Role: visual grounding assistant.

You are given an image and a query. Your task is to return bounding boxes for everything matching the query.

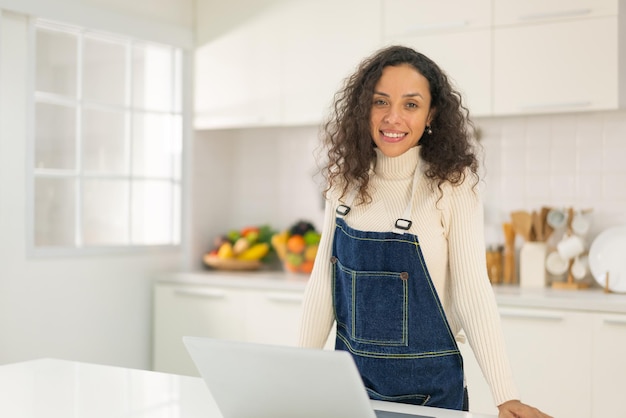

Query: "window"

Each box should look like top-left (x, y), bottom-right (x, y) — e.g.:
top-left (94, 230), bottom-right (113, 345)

top-left (31, 20), bottom-right (182, 251)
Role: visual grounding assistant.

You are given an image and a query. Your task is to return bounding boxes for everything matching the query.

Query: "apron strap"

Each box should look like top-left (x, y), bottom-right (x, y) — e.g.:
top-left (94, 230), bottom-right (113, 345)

top-left (336, 164), bottom-right (421, 235)
top-left (391, 166), bottom-right (421, 234)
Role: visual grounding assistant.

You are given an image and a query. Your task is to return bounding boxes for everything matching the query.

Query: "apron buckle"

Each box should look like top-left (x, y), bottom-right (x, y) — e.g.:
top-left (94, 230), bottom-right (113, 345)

top-left (336, 205), bottom-right (351, 216)
top-left (395, 218), bottom-right (412, 230)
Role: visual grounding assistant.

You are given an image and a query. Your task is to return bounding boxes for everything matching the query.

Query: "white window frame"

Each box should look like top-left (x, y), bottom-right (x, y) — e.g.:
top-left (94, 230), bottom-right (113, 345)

top-left (26, 17), bottom-right (187, 256)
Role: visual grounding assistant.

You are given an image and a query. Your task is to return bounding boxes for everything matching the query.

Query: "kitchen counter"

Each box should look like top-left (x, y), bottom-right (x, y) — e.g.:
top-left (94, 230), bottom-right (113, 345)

top-left (159, 270), bottom-right (626, 314)
top-left (0, 358), bottom-right (495, 418)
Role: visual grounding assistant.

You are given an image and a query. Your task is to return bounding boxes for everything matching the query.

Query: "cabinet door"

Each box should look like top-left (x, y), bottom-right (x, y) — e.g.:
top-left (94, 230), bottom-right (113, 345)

top-left (245, 289), bottom-right (304, 346)
top-left (280, 0), bottom-right (381, 125)
top-left (499, 307), bottom-right (593, 418)
top-left (194, 7), bottom-right (282, 129)
top-left (494, 0), bottom-right (617, 26)
top-left (388, 29), bottom-right (492, 116)
top-left (382, 0), bottom-right (491, 38)
top-left (591, 313), bottom-right (626, 418)
top-left (153, 284), bottom-right (248, 376)
top-left (493, 17), bottom-right (618, 115)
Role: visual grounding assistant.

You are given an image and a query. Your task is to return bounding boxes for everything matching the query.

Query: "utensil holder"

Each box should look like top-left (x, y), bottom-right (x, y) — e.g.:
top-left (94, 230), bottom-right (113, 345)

top-left (519, 242), bottom-right (547, 288)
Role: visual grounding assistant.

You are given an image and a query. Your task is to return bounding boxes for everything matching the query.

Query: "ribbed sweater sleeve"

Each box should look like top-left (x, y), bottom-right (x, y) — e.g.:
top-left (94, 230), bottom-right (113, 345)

top-left (297, 200), bottom-right (337, 348)
top-left (297, 146), bottom-right (519, 406)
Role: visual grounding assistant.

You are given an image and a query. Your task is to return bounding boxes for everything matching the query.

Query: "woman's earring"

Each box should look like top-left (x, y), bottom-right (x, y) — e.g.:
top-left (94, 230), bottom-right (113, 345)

top-left (426, 125), bottom-right (433, 135)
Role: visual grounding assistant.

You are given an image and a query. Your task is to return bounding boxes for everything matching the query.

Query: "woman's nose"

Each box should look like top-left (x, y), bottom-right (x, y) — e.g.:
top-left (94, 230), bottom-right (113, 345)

top-left (383, 108), bottom-right (401, 123)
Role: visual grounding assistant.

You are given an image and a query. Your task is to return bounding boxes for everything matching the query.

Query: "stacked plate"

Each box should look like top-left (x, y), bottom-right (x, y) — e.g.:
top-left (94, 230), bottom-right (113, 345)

top-left (588, 225), bottom-right (626, 293)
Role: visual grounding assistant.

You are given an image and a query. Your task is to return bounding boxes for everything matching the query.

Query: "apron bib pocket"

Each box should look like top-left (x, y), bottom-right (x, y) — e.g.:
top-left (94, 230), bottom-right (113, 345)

top-left (332, 260), bottom-right (408, 346)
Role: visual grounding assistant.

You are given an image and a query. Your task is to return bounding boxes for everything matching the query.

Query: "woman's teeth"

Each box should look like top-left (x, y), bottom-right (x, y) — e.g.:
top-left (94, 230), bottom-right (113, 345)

top-left (383, 132), bottom-right (405, 138)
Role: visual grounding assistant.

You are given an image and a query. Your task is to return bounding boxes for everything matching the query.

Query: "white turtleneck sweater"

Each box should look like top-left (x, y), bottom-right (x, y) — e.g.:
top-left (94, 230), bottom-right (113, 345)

top-left (298, 146), bottom-right (518, 406)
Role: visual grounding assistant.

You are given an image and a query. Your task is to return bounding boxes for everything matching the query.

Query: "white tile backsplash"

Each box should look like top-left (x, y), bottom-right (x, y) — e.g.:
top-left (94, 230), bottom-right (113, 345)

top-left (192, 110), bottom-right (626, 262)
top-left (478, 110), bottom-right (626, 243)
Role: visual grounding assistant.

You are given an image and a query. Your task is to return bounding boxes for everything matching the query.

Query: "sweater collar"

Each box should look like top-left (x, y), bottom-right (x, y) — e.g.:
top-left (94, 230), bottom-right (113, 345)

top-left (373, 147), bottom-right (420, 179)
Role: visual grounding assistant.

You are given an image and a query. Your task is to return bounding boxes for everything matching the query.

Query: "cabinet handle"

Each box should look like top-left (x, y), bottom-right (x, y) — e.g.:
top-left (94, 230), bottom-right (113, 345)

top-left (264, 292), bottom-right (304, 304)
top-left (603, 317), bottom-right (626, 326)
top-left (174, 288), bottom-right (227, 299)
top-left (520, 101), bottom-right (592, 111)
top-left (518, 9), bottom-right (592, 22)
top-left (499, 309), bottom-right (564, 322)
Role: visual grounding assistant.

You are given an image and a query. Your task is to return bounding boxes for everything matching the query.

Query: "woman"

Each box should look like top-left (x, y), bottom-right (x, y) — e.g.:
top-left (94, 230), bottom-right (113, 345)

top-left (298, 45), bottom-right (551, 418)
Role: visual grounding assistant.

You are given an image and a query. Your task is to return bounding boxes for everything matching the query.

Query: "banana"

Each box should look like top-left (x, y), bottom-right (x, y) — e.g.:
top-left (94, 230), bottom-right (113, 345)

top-left (237, 242), bottom-right (270, 261)
top-left (271, 231), bottom-right (289, 261)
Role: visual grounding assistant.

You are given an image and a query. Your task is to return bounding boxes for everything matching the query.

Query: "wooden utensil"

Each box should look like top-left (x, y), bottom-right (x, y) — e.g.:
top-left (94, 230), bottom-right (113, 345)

top-left (531, 210), bottom-right (542, 242)
top-left (502, 222), bottom-right (516, 284)
top-left (540, 206), bottom-right (553, 241)
top-left (511, 210), bottom-right (532, 242)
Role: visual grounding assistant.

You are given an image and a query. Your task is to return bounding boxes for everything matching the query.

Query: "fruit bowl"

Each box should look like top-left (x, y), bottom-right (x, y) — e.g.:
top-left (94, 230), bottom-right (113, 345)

top-left (271, 220), bottom-right (321, 275)
top-left (203, 254), bottom-right (262, 271)
top-left (204, 224), bottom-right (276, 271)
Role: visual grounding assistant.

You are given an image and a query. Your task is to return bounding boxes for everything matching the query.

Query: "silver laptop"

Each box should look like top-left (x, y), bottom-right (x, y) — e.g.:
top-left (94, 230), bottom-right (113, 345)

top-left (183, 336), bottom-right (433, 418)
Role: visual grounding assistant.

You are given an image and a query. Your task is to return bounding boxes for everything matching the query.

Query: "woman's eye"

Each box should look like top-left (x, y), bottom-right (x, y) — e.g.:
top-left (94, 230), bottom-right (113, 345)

top-left (406, 102), bottom-right (418, 109)
top-left (373, 98), bottom-right (387, 106)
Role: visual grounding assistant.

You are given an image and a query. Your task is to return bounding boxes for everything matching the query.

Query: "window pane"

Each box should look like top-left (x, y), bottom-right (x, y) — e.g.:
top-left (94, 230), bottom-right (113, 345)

top-left (35, 178), bottom-right (76, 246)
top-left (82, 107), bottom-right (127, 174)
top-left (132, 180), bottom-right (172, 244)
top-left (83, 37), bottom-right (127, 106)
top-left (82, 179), bottom-right (129, 245)
top-left (133, 43), bottom-right (172, 111)
top-left (36, 28), bottom-right (77, 97)
top-left (173, 49), bottom-right (183, 113)
top-left (35, 102), bottom-right (76, 169)
top-left (172, 183), bottom-right (181, 244)
top-left (132, 113), bottom-right (180, 178)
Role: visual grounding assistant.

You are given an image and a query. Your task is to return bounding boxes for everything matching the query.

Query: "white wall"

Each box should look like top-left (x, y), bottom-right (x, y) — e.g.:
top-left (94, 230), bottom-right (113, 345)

top-left (0, 0), bottom-right (193, 370)
top-left (478, 112), bottom-right (626, 247)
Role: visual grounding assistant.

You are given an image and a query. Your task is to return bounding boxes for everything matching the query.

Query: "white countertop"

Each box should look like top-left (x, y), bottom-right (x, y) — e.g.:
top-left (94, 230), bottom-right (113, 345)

top-left (159, 270), bottom-right (626, 314)
top-left (0, 358), bottom-right (495, 418)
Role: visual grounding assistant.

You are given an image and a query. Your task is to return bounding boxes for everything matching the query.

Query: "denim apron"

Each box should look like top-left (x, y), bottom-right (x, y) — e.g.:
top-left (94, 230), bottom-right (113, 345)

top-left (330, 169), bottom-right (465, 410)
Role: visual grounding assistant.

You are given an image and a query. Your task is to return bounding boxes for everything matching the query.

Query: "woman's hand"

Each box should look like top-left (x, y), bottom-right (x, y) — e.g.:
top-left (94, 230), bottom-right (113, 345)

top-left (497, 400), bottom-right (553, 418)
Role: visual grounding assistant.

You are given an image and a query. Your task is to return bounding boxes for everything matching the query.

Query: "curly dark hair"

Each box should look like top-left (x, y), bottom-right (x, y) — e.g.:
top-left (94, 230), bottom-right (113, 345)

top-left (320, 45), bottom-right (479, 203)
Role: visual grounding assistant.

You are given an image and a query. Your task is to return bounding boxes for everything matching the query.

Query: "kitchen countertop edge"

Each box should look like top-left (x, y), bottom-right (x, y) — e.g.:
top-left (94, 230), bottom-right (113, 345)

top-left (157, 270), bottom-right (626, 314)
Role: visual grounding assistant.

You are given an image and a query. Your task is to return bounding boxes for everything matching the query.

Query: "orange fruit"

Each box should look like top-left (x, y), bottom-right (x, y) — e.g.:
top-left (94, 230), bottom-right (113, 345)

top-left (299, 260), bottom-right (314, 274)
top-left (287, 234), bottom-right (306, 254)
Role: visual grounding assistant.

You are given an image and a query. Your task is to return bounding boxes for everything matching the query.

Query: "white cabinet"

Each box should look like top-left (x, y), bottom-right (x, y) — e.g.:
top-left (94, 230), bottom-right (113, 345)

top-left (463, 307), bottom-right (594, 417)
top-left (245, 290), bottom-right (304, 346)
top-left (194, 7), bottom-right (283, 129)
top-left (499, 307), bottom-right (593, 418)
top-left (153, 280), bottom-right (329, 376)
top-left (493, 0), bottom-right (624, 115)
top-left (381, 0), bottom-right (491, 38)
top-left (194, 0), bottom-right (381, 129)
top-left (493, 0), bottom-right (617, 25)
top-left (153, 284), bottom-right (250, 376)
top-left (381, 0), bottom-right (492, 117)
top-left (591, 313), bottom-right (626, 418)
top-left (280, 0), bottom-right (381, 125)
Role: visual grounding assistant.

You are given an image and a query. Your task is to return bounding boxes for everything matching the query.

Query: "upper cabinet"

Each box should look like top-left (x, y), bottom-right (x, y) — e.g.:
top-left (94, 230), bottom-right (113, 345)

top-left (493, 0), bottom-right (624, 115)
top-left (194, 0), bottom-right (381, 129)
top-left (194, 0), bottom-right (626, 129)
top-left (194, 5), bottom-right (283, 129)
top-left (381, 0), bottom-right (492, 117)
top-left (493, 0), bottom-right (617, 25)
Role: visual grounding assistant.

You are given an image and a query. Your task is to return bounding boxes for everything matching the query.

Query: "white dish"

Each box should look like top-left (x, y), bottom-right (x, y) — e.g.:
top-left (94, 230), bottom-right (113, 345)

top-left (546, 250), bottom-right (569, 276)
top-left (588, 225), bottom-right (626, 293)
